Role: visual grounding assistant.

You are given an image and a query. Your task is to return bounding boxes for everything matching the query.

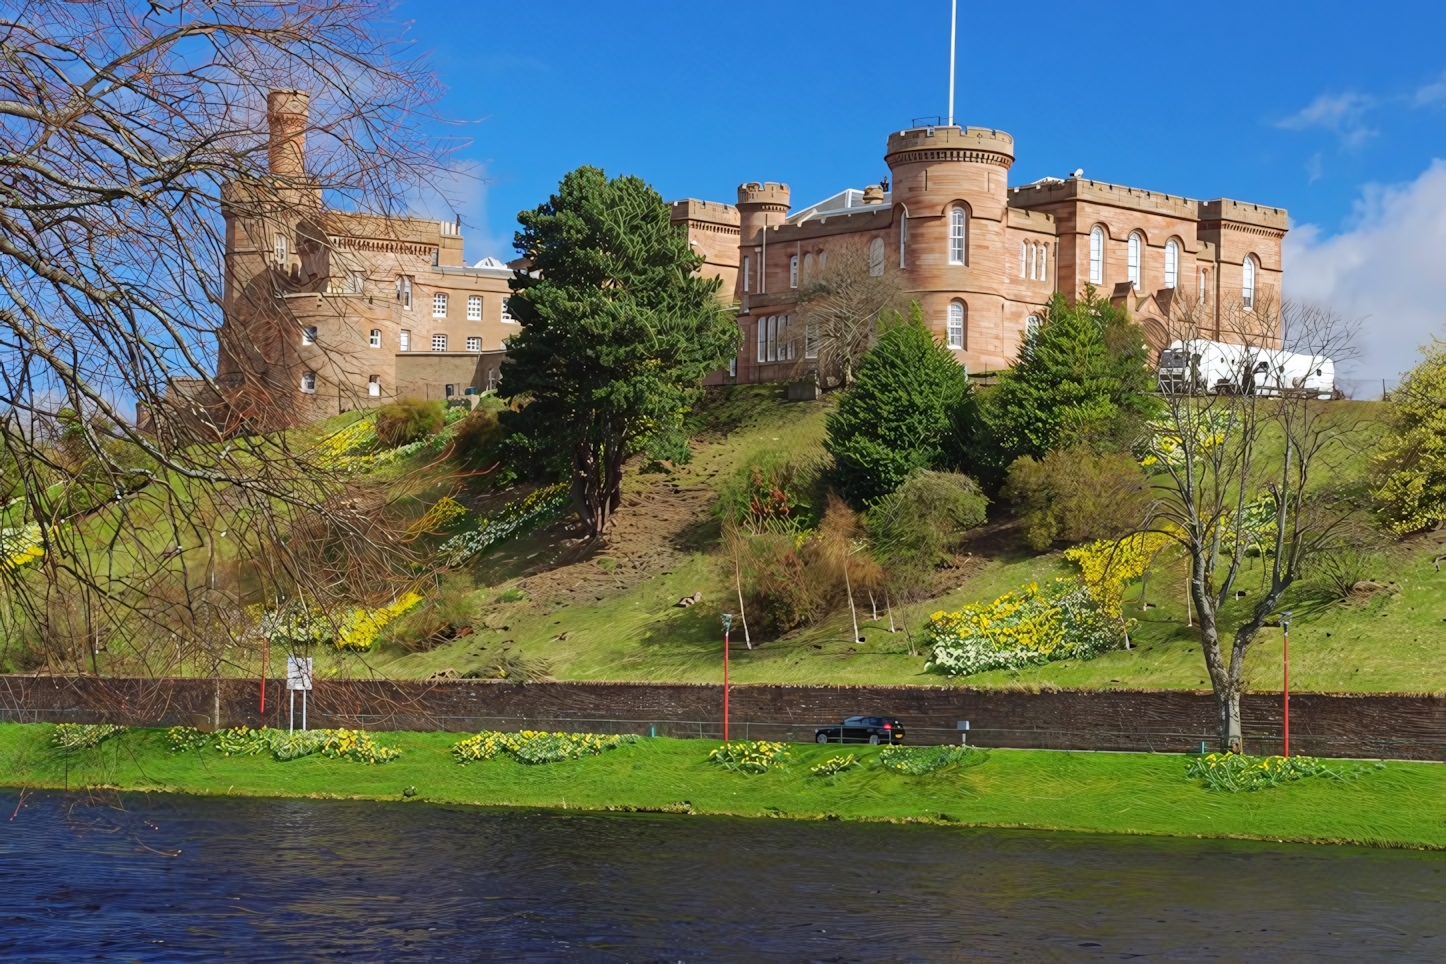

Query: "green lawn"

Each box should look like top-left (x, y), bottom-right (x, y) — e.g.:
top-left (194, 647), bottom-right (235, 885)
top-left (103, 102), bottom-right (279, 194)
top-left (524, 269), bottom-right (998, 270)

top-left (3, 723), bottom-right (1442, 849)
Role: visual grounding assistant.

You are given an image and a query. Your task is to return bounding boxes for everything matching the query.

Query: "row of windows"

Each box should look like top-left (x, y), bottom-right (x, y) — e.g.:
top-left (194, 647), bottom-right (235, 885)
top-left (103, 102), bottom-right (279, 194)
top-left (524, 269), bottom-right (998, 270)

top-left (300, 372), bottom-right (467, 398)
top-left (755, 315), bottom-right (822, 363)
top-left (1019, 241), bottom-right (1047, 281)
top-left (1088, 227), bottom-right (1259, 307)
top-left (303, 327), bottom-right (484, 351)
top-left (390, 275), bottom-right (513, 320)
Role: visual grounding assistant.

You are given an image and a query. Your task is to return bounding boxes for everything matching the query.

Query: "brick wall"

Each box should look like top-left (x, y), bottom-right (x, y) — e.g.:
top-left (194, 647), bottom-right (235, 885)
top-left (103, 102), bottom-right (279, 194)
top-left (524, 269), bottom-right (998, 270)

top-left (3, 677), bottom-right (1444, 760)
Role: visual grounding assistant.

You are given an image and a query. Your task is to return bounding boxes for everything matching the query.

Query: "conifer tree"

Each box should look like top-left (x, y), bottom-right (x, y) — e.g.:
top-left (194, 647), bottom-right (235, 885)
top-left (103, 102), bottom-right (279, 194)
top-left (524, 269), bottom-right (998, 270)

top-left (501, 167), bottom-right (740, 539)
top-left (824, 304), bottom-right (971, 507)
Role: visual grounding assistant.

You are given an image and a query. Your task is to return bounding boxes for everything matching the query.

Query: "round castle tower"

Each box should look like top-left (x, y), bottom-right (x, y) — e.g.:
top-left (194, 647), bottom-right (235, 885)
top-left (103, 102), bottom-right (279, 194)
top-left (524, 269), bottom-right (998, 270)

top-left (735, 182), bottom-right (790, 297)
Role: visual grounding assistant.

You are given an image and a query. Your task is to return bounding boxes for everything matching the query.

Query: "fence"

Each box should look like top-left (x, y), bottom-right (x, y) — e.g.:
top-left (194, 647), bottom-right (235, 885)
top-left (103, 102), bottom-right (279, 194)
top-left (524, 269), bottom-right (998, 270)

top-left (2, 675), bottom-right (1444, 761)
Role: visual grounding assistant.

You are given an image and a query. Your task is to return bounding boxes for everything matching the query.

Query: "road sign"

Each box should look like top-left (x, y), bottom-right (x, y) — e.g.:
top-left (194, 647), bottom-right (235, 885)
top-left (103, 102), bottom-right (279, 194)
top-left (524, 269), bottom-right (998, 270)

top-left (286, 655), bottom-right (313, 692)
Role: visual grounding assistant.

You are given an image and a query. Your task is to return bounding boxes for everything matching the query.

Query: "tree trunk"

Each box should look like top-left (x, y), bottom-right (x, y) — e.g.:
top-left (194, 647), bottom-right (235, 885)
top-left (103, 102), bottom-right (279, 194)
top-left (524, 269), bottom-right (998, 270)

top-left (1217, 686), bottom-right (1243, 754)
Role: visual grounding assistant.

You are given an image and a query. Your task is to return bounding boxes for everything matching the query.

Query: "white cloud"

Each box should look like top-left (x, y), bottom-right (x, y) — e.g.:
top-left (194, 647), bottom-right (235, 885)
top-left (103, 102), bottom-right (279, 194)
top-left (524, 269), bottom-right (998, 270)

top-left (408, 159), bottom-right (514, 264)
top-left (1284, 160), bottom-right (1446, 387)
top-left (1276, 92), bottom-right (1378, 148)
top-left (1414, 70), bottom-right (1446, 107)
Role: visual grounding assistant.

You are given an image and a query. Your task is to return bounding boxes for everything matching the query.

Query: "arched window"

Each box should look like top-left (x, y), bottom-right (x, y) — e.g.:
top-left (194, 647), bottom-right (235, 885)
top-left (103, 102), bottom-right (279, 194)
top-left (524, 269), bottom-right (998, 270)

top-left (1242, 256), bottom-right (1257, 309)
top-left (1127, 232), bottom-right (1143, 289)
top-left (869, 237), bottom-right (885, 276)
top-left (301, 370), bottom-right (316, 393)
top-left (947, 301), bottom-right (966, 349)
top-left (949, 207), bottom-right (967, 265)
top-left (789, 255), bottom-right (799, 289)
top-left (369, 328), bottom-right (381, 348)
top-left (803, 252), bottom-right (814, 280)
top-left (1037, 243), bottom-right (1047, 282)
top-left (1199, 267), bottom-right (1209, 302)
top-left (1089, 227), bottom-right (1104, 285)
top-left (898, 214), bottom-right (907, 269)
top-left (1164, 240), bottom-right (1179, 289)
top-left (743, 256), bottom-right (751, 293)
top-left (1020, 240), bottom-right (1028, 279)
top-left (818, 251), bottom-right (827, 272)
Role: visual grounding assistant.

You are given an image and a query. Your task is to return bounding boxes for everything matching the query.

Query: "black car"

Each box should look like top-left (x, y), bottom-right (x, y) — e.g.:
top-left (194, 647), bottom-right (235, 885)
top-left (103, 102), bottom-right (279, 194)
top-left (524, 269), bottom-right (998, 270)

top-left (814, 716), bottom-right (905, 745)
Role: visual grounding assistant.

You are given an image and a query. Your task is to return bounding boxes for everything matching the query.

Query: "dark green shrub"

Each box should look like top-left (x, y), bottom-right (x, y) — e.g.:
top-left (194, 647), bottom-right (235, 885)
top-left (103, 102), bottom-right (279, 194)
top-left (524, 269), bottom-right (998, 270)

top-left (450, 407), bottom-right (507, 466)
top-left (1002, 446), bottom-right (1150, 550)
top-left (375, 397), bottom-right (445, 448)
top-left (825, 303), bottom-right (971, 507)
top-left (717, 454), bottom-right (819, 534)
top-left (868, 471), bottom-right (987, 582)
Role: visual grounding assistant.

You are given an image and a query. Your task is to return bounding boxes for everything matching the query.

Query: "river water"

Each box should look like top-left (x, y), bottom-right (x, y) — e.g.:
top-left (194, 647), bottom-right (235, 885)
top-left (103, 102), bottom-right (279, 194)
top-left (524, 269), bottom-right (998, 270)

top-left (1, 790), bottom-right (1442, 962)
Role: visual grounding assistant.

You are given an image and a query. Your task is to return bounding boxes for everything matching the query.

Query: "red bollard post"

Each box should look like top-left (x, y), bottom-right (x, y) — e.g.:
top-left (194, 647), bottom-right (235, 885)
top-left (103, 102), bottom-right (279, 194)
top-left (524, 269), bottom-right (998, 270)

top-left (721, 613), bottom-right (733, 743)
top-left (1281, 611), bottom-right (1293, 758)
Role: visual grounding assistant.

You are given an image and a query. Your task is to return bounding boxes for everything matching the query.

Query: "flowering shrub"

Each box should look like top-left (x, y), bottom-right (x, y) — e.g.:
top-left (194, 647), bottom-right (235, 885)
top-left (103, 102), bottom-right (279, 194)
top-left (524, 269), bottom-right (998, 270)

top-left (0, 523), bottom-right (44, 569)
top-left (334, 592), bottom-right (425, 651)
top-left (707, 741), bottom-right (790, 774)
top-left (924, 581), bottom-right (1123, 677)
top-left (212, 726), bottom-right (401, 763)
top-left (166, 726), bottom-right (209, 752)
top-left (876, 744), bottom-right (980, 775)
top-left (315, 416), bottom-right (378, 467)
top-left (1140, 411), bottom-right (1231, 467)
top-left (53, 723), bottom-right (126, 750)
top-left (810, 754), bottom-right (860, 777)
top-left (1064, 533), bottom-right (1173, 620)
top-left (1187, 753), bottom-right (1381, 792)
top-left (256, 592), bottom-right (424, 652)
top-left (440, 483), bottom-right (571, 566)
top-left (451, 729), bottom-right (638, 765)
top-left (408, 496), bottom-right (469, 537)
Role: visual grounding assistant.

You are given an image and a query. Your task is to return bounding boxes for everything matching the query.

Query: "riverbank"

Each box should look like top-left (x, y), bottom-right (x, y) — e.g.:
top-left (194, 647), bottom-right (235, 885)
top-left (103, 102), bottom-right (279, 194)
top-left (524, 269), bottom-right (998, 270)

top-left (2, 723), bottom-right (1442, 849)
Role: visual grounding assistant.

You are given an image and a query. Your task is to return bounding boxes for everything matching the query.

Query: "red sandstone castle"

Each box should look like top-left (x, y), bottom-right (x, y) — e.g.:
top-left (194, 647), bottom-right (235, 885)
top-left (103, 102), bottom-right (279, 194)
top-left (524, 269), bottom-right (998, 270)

top-left (672, 123), bottom-right (1285, 384)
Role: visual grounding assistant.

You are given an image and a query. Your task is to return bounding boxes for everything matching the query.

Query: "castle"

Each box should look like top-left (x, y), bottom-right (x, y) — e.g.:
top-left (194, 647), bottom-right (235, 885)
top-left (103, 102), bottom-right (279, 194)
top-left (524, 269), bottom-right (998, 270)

top-left (203, 95), bottom-right (1286, 431)
top-left (672, 123), bottom-right (1286, 383)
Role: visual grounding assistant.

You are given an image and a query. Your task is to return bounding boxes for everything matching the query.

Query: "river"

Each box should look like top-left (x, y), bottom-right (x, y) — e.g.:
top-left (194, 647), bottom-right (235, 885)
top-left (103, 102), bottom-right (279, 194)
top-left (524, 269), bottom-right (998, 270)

top-left (1, 790), bottom-right (1442, 961)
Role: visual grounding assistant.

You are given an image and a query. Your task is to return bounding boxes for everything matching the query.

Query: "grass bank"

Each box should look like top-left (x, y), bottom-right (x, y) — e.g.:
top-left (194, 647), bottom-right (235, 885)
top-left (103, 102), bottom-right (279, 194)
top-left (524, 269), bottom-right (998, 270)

top-left (3, 723), bottom-right (1443, 850)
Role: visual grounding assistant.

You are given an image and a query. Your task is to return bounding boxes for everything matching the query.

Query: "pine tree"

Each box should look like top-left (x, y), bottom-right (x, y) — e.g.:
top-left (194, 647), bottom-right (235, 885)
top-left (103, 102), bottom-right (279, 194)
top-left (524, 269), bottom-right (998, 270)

top-left (824, 304), bottom-right (971, 507)
top-left (500, 167), bottom-right (740, 539)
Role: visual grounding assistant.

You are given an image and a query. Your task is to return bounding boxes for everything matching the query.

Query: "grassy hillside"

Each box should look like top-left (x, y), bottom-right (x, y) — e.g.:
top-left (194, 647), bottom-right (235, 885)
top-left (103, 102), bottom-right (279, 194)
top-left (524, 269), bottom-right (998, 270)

top-left (3, 723), bottom-right (1441, 849)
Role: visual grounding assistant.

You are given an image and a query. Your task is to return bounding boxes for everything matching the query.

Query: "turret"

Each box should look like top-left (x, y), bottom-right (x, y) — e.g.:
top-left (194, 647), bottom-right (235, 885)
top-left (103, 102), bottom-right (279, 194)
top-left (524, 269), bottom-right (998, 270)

top-left (266, 89), bottom-right (309, 180)
top-left (885, 125), bottom-right (1013, 217)
top-left (736, 182), bottom-right (791, 244)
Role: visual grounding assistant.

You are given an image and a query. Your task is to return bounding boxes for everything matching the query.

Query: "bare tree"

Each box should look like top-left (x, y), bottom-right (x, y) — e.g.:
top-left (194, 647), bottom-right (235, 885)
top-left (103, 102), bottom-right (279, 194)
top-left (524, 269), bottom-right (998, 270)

top-left (0, 1), bottom-right (448, 677)
top-left (1145, 292), bottom-right (1366, 751)
top-left (789, 239), bottom-right (902, 391)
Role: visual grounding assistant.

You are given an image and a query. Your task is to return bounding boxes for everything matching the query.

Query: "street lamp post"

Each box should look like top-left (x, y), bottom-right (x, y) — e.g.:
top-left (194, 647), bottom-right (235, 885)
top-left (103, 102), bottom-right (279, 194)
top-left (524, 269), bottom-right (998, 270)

top-left (1281, 610), bottom-right (1293, 758)
top-left (721, 612), bottom-right (733, 743)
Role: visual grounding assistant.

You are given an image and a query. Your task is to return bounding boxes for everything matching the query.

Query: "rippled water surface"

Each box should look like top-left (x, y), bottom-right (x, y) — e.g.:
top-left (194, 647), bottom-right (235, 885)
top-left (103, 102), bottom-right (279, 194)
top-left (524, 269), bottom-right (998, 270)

top-left (1, 790), bottom-right (1444, 962)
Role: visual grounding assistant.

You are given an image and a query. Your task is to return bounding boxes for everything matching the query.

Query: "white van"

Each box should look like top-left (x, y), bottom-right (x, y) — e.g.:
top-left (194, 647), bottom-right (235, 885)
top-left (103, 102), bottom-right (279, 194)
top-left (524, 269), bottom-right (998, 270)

top-left (1157, 339), bottom-right (1252, 395)
top-left (1245, 348), bottom-right (1336, 399)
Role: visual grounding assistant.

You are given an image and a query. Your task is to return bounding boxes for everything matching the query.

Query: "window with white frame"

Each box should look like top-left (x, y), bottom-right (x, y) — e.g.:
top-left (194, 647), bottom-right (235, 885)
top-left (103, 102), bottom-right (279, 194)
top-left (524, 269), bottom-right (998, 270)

top-left (348, 270), bottom-right (365, 294)
top-left (898, 215), bottom-right (907, 269)
top-left (368, 375), bottom-right (380, 397)
top-left (369, 328), bottom-right (381, 348)
top-left (273, 234), bottom-right (288, 265)
top-left (803, 252), bottom-right (814, 281)
top-left (431, 248), bottom-right (440, 267)
top-left (1089, 227), bottom-right (1104, 285)
top-left (1127, 232), bottom-right (1143, 289)
top-left (433, 292), bottom-right (448, 318)
top-left (1037, 243), bottom-right (1047, 281)
top-left (949, 206), bottom-right (967, 265)
top-left (432, 333), bottom-right (448, 351)
top-left (818, 251), bottom-right (827, 272)
top-left (1242, 255), bottom-right (1256, 309)
top-left (947, 301), bottom-right (965, 349)
top-left (1020, 240), bottom-right (1028, 279)
top-left (743, 256), bottom-right (751, 293)
top-left (396, 275), bottom-right (413, 311)
top-left (301, 370), bottom-right (316, 392)
top-left (767, 316), bottom-right (778, 361)
top-left (756, 317), bottom-right (766, 362)
top-left (466, 336), bottom-right (482, 352)
top-left (789, 255), bottom-right (799, 289)
top-left (1025, 314), bottom-right (1040, 340)
top-left (399, 329), bottom-right (411, 352)
top-left (869, 238), bottom-right (885, 276)
top-left (1164, 240), bottom-right (1179, 289)
top-left (467, 295), bottom-right (482, 321)
top-left (805, 319), bottom-right (818, 359)
top-left (500, 298), bottom-right (515, 323)
top-left (728, 357), bottom-right (737, 377)
top-left (780, 315), bottom-right (795, 360)
top-left (301, 325), bottom-right (317, 346)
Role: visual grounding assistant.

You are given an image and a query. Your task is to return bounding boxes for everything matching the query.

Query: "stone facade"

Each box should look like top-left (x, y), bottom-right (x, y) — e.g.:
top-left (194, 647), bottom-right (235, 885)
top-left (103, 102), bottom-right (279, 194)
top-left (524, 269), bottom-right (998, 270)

top-left (214, 90), bottom-right (520, 428)
top-left (670, 124), bottom-right (1286, 384)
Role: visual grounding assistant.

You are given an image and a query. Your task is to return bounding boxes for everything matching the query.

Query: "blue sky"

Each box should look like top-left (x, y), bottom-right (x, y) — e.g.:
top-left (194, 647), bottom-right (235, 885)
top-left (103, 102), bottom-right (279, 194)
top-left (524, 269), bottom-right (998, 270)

top-left (400, 0), bottom-right (1446, 383)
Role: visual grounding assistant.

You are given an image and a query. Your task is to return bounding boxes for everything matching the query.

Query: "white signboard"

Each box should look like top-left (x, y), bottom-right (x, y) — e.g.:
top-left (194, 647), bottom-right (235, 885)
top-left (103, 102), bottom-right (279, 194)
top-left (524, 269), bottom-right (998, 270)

top-left (286, 655), bottom-right (313, 691)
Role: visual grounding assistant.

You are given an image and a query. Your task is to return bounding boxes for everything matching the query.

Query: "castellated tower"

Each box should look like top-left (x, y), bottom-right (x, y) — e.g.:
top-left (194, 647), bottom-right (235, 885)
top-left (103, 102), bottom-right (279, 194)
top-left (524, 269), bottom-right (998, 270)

top-left (735, 182), bottom-right (790, 299)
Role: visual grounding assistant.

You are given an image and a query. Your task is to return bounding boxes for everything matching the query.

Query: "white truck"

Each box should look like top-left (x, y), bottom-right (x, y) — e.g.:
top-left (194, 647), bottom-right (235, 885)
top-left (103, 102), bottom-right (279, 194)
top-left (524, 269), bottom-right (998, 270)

top-left (1157, 339), bottom-right (1337, 399)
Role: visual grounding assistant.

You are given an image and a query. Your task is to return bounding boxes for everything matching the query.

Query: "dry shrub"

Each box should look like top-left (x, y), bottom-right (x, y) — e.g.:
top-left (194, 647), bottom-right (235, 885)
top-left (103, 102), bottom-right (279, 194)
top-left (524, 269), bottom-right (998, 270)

top-left (375, 398), bottom-right (446, 448)
top-left (1003, 447), bottom-right (1151, 551)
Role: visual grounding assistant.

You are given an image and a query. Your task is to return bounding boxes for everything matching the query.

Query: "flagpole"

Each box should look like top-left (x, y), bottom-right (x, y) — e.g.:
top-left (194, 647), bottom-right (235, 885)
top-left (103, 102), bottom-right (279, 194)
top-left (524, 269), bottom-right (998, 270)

top-left (948, 0), bottom-right (958, 127)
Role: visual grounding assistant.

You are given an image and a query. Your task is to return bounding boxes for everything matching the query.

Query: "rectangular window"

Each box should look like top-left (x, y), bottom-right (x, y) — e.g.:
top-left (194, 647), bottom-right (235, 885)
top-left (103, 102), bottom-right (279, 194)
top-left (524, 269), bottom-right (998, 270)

top-left (397, 275), bottom-right (413, 310)
top-left (1038, 244), bottom-right (1047, 281)
top-left (348, 270), bottom-right (365, 294)
top-left (728, 357), bottom-right (738, 377)
top-left (767, 316), bottom-right (778, 362)
top-left (756, 318), bottom-right (766, 363)
top-left (273, 234), bottom-right (288, 265)
top-left (301, 325), bottom-right (317, 346)
top-left (743, 256), bottom-right (751, 293)
top-left (501, 298), bottom-right (515, 323)
top-left (368, 375), bottom-right (380, 397)
top-left (433, 292), bottom-right (448, 318)
top-left (1020, 241), bottom-right (1027, 279)
top-left (301, 371), bottom-right (316, 393)
top-left (369, 329), bottom-right (381, 348)
top-left (467, 295), bottom-right (482, 321)
top-left (399, 329), bottom-right (411, 352)
top-left (805, 320), bottom-right (819, 359)
top-left (445, 383), bottom-right (455, 397)
top-left (466, 336), bottom-right (482, 352)
top-left (789, 255), bottom-right (798, 289)
top-left (432, 334), bottom-right (448, 351)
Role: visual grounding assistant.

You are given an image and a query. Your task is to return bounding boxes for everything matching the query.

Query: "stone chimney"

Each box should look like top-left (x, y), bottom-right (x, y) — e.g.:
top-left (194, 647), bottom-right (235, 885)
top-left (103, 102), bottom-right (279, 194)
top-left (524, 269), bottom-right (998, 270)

top-left (861, 184), bottom-right (885, 204)
top-left (266, 89), bottom-right (309, 178)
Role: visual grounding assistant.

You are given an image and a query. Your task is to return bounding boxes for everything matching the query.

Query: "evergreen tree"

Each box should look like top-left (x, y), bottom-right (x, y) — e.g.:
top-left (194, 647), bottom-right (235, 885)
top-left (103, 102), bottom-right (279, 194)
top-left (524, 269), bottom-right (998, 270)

top-left (966, 287), bottom-right (1158, 485)
top-left (824, 304), bottom-right (972, 507)
top-left (500, 167), bottom-right (740, 539)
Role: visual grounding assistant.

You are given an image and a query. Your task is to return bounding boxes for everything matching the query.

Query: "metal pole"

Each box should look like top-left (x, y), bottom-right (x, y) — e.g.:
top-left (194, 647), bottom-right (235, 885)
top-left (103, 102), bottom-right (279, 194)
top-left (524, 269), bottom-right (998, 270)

top-left (947, 0), bottom-right (957, 127)
top-left (302, 688), bottom-right (308, 732)
top-left (1281, 612), bottom-right (1292, 757)
top-left (289, 689), bottom-right (295, 735)
top-left (723, 627), bottom-right (730, 743)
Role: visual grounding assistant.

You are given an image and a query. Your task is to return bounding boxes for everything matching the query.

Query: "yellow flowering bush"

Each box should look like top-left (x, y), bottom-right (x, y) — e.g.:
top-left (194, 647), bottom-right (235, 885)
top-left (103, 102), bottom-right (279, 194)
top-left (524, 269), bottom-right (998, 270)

top-left (212, 726), bottom-right (401, 763)
top-left (0, 523), bottom-right (44, 569)
top-left (1187, 753), bottom-right (1380, 792)
top-left (451, 729), bottom-right (639, 765)
top-left (256, 592), bottom-right (424, 652)
top-left (166, 726), bottom-right (209, 752)
top-left (876, 744), bottom-right (981, 775)
top-left (314, 415), bottom-right (378, 468)
top-left (1064, 532), bottom-right (1173, 620)
top-left (810, 754), bottom-right (860, 777)
top-left (334, 592), bottom-right (425, 651)
top-left (707, 740), bottom-right (790, 774)
top-left (1140, 411), bottom-right (1230, 467)
top-left (408, 496), bottom-right (469, 537)
top-left (924, 581), bottom-right (1123, 677)
top-left (53, 723), bottom-right (126, 750)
